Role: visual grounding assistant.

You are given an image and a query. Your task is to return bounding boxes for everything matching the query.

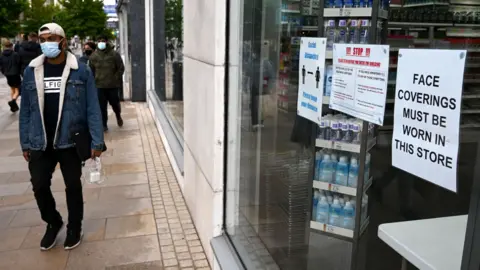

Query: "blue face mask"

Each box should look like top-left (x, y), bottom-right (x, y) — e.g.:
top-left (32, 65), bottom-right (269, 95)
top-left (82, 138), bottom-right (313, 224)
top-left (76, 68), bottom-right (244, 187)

top-left (98, 42), bottom-right (106, 50)
top-left (41, 42), bottom-right (61, 58)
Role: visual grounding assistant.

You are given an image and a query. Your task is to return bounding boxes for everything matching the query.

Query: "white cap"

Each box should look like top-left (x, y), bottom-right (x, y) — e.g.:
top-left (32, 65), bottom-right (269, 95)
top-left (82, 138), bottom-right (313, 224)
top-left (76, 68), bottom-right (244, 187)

top-left (333, 199), bottom-right (339, 205)
top-left (345, 201), bottom-right (352, 207)
top-left (340, 156), bottom-right (348, 163)
top-left (320, 196), bottom-right (327, 202)
top-left (39, 23), bottom-right (66, 38)
top-left (350, 158), bottom-right (358, 165)
top-left (323, 154), bottom-right (330, 160)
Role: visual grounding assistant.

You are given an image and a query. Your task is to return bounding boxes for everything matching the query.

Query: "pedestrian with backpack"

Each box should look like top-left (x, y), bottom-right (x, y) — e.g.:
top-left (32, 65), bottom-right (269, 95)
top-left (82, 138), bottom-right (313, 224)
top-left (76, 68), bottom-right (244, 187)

top-left (0, 39), bottom-right (21, 112)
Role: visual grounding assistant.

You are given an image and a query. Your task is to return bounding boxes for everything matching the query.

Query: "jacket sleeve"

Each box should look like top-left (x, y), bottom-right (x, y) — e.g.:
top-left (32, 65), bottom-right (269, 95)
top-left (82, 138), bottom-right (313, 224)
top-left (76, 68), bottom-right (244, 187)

top-left (19, 69), bottom-right (31, 151)
top-left (114, 52), bottom-right (125, 81)
top-left (88, 56), bottom-right (96, 78)
top-left (85, 66), bottom-right (104, 151)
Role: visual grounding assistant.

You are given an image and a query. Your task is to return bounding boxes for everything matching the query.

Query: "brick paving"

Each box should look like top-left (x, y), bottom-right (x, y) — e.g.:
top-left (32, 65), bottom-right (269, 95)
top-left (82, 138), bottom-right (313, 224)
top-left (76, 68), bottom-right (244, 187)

top-left (0, 77), bottom-right (210, 270)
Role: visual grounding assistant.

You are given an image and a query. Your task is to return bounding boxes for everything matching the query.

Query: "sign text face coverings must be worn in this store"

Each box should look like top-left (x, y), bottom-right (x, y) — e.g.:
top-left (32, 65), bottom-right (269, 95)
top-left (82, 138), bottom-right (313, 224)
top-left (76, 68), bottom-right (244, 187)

top-left (392, 49), bottom-right (466, 192)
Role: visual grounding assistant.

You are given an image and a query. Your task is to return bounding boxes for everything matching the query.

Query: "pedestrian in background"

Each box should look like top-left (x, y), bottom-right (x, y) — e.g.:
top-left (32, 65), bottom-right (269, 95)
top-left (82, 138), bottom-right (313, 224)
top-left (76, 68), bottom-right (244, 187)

top-left (19, 32), bottom-right (42, 74)
top-left (79, 41), bottom-right (96, 66)
top-left (19, 23), bottom-right (104, 251)
top-left (0, 39), bottom-right (21, 112)
top-left (89, 35), bottom-right (125, 132)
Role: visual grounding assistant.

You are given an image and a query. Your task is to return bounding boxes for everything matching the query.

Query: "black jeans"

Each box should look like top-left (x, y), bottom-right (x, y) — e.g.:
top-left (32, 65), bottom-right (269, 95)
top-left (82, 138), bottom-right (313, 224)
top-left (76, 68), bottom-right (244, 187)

top-left (98, 88), bottom-right (122, 127)
top-left (29, 147), bottom-right (83, 230)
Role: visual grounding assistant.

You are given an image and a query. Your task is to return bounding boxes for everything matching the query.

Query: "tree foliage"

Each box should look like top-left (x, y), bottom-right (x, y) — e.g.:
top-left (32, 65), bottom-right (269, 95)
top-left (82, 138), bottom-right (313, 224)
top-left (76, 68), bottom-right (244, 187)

top-left (56, 0), bottom-right (109, 40)
top-left (165, 0), bottom-right (183, 46)
top-left (23, 0), bottom-right (62, 35)
top-left (0, 0), bottom-right (27, 38)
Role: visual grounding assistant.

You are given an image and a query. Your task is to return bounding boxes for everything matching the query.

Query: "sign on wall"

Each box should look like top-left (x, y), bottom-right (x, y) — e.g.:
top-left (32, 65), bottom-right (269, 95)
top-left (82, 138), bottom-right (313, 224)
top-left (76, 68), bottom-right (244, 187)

top-left (297, 37), bottom-right (327, 125)
top-left (329, 44), bottom-right (390, 125)
top-left (392, 49), bottom-right (466, 192)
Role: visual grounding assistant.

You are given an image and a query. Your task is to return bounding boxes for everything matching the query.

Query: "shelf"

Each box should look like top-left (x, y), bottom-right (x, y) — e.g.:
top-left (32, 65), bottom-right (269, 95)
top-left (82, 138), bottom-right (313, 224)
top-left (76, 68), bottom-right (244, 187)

top-left (450, 0), bottom-right (480, 5)
top-left (403, 2), bottom-right (449, 7)
top-left (315, 138), bottom-right (376, 153)
top-left (302, 26), bottom-right (318, 31)
top-left (310, 220), bottom-right (354, 238)
top-left (323, 8), bottom-right (388, 19)
top-left (281, 9), bottom-right (301, 13)
top-left (312, 177), bottom-right (373, 197)
top-left (389, 22), bottom-right (453, 27)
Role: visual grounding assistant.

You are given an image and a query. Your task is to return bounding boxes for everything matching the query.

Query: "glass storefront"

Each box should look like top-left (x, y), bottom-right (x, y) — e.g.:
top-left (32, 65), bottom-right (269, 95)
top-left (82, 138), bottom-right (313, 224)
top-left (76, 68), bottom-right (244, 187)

top-left (225, 0), bottom-right (480, 269)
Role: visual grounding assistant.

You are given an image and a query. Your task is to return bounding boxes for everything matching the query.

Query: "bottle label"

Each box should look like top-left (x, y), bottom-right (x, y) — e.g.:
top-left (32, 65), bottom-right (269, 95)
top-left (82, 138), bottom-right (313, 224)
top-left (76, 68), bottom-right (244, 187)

top-left (331, 122), bottom-right (339, 129)
top-left (328, 20), bottom-right (335, 27)
top-left (339, 20), bottom-right (347, 27)
top-left (361, 20), bottom-right (369, 26)
top-left (351, 20), bottom-right (358, 27)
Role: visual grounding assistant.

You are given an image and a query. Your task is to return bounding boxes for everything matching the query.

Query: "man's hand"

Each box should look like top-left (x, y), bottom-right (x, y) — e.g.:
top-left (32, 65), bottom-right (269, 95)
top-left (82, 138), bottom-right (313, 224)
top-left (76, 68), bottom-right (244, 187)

top-left (91, 149), bottom-right (102, 159)
top-left (23, 151), bottom-right (30, 162)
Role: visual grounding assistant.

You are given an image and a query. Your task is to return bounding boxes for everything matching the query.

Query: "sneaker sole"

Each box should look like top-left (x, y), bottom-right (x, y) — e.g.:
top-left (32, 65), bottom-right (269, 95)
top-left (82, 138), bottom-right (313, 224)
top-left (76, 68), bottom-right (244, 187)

top-left (40, 239), bottom-right (57, 251)
top-left (64, 232), bottom-right (84, 250)
top-left (40, 223), bottom-right (64, 251)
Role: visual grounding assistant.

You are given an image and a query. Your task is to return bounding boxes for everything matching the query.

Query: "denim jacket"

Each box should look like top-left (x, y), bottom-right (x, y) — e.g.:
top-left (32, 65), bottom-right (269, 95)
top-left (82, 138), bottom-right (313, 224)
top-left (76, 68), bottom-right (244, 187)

top-left (19, 52), bottom-right (104, 152)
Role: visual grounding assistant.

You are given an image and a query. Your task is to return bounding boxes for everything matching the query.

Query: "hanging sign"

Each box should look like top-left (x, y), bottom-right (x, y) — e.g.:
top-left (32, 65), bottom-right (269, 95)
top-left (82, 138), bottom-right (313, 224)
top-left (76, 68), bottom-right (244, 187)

top-left (297, 37), bottom-right (327, 125)
top-left (329, 44), bottom-right (390, 125)
top-left (392, 49), bottom-right (466, 192)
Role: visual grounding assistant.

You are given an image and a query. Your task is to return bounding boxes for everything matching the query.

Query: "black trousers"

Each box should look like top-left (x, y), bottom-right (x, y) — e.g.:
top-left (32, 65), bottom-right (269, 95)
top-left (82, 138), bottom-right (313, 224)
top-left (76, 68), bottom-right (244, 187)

top-left (29, 147), bottom-right (83, 230)
top-left (98, 88), bottom-right (122, 127)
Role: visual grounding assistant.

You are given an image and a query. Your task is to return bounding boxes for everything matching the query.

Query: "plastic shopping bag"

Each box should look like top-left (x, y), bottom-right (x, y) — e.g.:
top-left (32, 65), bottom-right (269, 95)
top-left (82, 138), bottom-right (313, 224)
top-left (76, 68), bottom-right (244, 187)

top-left (83, 157), bottom-right (106, 184)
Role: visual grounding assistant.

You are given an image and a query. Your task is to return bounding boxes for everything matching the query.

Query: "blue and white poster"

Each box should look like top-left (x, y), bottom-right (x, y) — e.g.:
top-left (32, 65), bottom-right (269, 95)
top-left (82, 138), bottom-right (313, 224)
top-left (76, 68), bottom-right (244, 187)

top-left (297, 37), bottom-right (327, 125)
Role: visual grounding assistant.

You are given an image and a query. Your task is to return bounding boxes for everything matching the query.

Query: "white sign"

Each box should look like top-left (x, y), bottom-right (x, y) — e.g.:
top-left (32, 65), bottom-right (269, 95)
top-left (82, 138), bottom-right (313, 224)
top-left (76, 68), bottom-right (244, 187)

top-left (330, 44), bottom-right (390, 125)
top-left (298, 37), bottom-right (327, 125)
top-left (392, 49), bottom-right (466, 192)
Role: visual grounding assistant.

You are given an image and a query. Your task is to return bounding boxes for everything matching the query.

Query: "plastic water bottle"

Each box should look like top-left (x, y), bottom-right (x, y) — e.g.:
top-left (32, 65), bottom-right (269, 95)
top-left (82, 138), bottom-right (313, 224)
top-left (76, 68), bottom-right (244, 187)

top-left (341, 119), bottom-right (351, 142)
top-left (331, 116), bottom-right (342, 141)
top-left (318, 119), bottom-right (326, 140)
top-left (319, 154), bottom-right (333, 183)
top-left (326, 192), bottom-right (333, 205)
top-left (325, 65), bottom-right (333, 97)
top-left (314, 151), bottom-right (322, 180)
top-left (87, 157), bottom-right (105, 184)
top-left (348, 20), bottom-right (359, 44)
top-left (335, 156), bottom-right (349, 186)
top-left (334, 0), bottom-right (343, 8)
top-left (325, 20), bottom-right (336, 50)
top-left (312, 190), bottom-right (320, 221)
top-left (351, 119), bottom-right (362, 144)
top-left (330, 152), bottom-right (338, 183)
top-left (359, 20), bottom-right (370, 44)
top-left (316, 196), bottom-right (330, 223)
top-left (329, 199), bottom-right (343, 227)
top-left (344, 0), bottom-right (353, 7)
top-left (348, 157), bottom-right (359, 188)
top-left (337, 20), bottom-right (347, 44)
top-left (343, 202), bottom-right (355, 229)
top-left (326, 0), bottom-right (335, 8)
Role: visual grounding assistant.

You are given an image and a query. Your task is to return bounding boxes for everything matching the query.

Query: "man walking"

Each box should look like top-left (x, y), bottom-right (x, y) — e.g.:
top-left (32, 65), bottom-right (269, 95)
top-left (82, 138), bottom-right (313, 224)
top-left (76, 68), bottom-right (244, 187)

top-left (19, 23), bottom-right (104, 251)
top-left (89, 35), bottom-right (125, 131)
top-left (19, 32), bottom-right (42, 74)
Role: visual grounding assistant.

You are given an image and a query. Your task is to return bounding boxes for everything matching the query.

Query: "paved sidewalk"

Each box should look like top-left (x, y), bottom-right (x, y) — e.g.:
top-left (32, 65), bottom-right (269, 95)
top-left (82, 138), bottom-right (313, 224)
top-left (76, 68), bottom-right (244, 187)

top-left (0, 77), bottom-right (209, 270)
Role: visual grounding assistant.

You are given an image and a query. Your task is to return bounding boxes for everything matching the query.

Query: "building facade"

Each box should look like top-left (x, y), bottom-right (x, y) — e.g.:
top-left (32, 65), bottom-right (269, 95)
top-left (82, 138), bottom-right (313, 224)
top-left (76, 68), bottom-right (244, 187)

top-left (116, 0), bottom-right (480, 269)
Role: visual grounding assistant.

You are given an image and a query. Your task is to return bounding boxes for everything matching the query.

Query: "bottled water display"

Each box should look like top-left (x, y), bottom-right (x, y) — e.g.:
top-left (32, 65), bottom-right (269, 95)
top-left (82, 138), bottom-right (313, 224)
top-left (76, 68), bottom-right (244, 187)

top-left (329, 199), bottom-right (343, 227)
top-left (348, 157), bottom-right (358, 187)
top-left (343, 202), bottom-right (355, 229)
top-left (317, 114), bottom-right (367, 144)
top-left (335, 156), bottom-right (349, 186)
top-left (324, 65), bottom-right (333, 97)
top-left (316, 196), bottom-right (330, 223)
top-left (315, 151), bottom-right (370, 189)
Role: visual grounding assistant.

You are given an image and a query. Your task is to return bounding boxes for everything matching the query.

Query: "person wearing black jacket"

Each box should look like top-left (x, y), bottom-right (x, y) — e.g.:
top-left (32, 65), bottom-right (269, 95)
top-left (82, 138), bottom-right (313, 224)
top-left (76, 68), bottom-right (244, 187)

top-left (18, 32), bottom-right (42, 74)
top-left (78, 42), bottom-right (96, 66)
top-left (0, 39), bottom-right (21, 112)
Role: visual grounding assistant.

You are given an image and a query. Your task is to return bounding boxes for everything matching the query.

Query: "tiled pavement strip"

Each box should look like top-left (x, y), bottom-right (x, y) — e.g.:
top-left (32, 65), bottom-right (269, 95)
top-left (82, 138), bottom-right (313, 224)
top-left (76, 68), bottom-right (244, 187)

top-left (0, 76), bottom-right (210, 270)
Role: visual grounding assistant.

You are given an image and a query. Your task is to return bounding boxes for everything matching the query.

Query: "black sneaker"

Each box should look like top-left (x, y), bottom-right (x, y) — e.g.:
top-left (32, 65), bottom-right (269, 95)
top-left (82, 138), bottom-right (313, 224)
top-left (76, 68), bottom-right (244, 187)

top-left (11, 100), bottom-right (19, 112)
top-left (64, 228), bottom-right (83, 250)
top-left (116, 116), bottom-right (124, 127)
top-left (40, 222), bottom-right (63, 251)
